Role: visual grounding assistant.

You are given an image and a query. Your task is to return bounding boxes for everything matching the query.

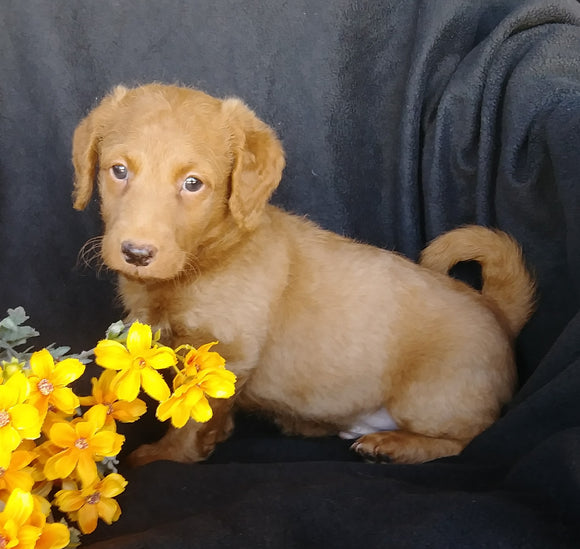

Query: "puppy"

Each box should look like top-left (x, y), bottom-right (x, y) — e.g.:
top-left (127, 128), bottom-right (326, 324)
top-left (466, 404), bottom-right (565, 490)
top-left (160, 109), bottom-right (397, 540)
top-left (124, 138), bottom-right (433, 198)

top-left (72, 83), bottom-right (535, 465)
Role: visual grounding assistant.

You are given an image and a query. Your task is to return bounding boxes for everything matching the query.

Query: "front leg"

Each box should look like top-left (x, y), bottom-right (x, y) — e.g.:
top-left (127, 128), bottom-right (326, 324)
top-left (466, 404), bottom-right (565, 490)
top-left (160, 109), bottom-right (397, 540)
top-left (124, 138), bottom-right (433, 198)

top-left (125, 326), bottom-right (258, 466)
top-left (127, 397), bottom-right (235, 466)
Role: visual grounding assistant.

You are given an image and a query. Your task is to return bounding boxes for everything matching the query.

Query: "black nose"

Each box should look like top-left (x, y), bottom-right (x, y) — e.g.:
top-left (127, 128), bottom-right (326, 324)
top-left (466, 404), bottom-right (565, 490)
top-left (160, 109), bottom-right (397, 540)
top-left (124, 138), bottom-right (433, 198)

top-left (121, 241), bottom-right (158, 267)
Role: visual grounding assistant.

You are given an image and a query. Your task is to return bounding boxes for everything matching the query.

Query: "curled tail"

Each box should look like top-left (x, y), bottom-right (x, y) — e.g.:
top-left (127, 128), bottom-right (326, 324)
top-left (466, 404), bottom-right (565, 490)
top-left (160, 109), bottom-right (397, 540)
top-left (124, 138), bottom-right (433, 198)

top-left (420, 225), bottom-right (535, 337)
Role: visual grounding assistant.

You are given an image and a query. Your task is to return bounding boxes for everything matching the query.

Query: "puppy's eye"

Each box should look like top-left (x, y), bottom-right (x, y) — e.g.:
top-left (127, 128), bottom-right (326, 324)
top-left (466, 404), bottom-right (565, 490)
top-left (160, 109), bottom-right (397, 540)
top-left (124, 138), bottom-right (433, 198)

top-left (182, 176), bottom-right (204, 193)
top-left (111, 164), bottom-right (128, 180)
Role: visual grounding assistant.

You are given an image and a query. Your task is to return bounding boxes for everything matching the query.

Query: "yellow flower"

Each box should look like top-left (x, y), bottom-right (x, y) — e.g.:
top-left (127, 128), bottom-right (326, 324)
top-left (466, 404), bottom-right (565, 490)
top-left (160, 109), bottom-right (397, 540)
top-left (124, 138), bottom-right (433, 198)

top-left (27, 349), bottom-right (85, 417)
top-left (0, 449), bottom-right (36, 497)
top-left (79, 370), bottom-right (147, 428)
top-left (44, 405), bottom-right (124, 487)
top-left (0, 488), bottom-right (42, 549)
top-left (182, 342), bottom-right (226, 372)
top-left (157, 362), bottom-right (236, 428)
top-left (54, 473), bottom-right (127, 534)
top-left (0, 372), bottom-right (42, 468)
top-left (94, 321), bottom-right (176, 402)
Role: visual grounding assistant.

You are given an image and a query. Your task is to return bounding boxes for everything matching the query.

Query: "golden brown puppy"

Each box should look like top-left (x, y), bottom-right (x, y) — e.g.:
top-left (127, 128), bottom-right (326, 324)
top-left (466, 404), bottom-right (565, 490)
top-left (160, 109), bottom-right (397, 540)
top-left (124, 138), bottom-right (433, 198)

top-left (72, 83), bottom-right (535, 465)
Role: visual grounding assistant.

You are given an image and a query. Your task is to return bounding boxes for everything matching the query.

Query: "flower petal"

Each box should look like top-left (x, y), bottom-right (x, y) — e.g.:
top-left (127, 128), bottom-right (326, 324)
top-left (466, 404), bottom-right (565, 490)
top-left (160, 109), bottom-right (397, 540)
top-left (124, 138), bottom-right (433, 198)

top-left (126, 322), bottom-right (152, 354)
top-left (4, 371), bottom-right (31, 405)
top-left (111, 368), bottom-right (141, 402)
top-left (0, 449), bottom-right (12, 469)
top-left (156, 396), bottom-right (179, 422)
top-left (54, 489), bottom-right (86, 513)
top-left (29, 349), bottom-right (55, 380)
top-left (94, 340), bottom-right (132, 370)
top-left (36, 521), bottom-right (71, 549)
top-left (74, 421), bottom-right (96, 441)
top-left (97, 497), bottom-right (121, 524)
top-left (2, 469), bottom-right (35, 493)
top-left (52, 358), bottom-right (85, 386)
top-left (26, 390), bottom-right (50, 419)
top-left (83, 404), bottom-right (108, 431)
top-left (3, 487), bottom-right (34, 526)
top-left (8, 449), bottom-right (36, 470)
top-left (49, 387), bottom-right (80, 415)
top-left (48, 422), bottom-right (77, 448)
top-left (1, 421), bottom-right (25, 452)
top-left (15, 524), bottom-right (43, 547)
top-left (9, 403), bottom-right (42, 439)
top-left (0, 385), bottom-right (15, 410)
top-left (196, 341), bottom-right (219, 354)
top-left (140, 368), bottom-right (170, 402)
top-left (171, 401), bottom-right (192, 428)
top-left (190, 396), bottom-right (213, 423)
top-left (78, 502), bottom-right (100, 534)
top-left (88, 375), bottom-right (104, 400)
top-left (78, 395), bottom-right (96, 407)
top-left (91, 431), bottom-right (124, 457)
top-left (100, 473), bottom-right (128, 498)
top-left (44, 449), bottom-right (78, 480)
top-left (76, 452), bottom-right (99, 487)
top-left (90, 370), bottom-right (117, 403)
top-left (183, 385), bottom-right (205, 408)
top-left (145, 347), bottom-right (177, 370)
top-left (111, 399), bottom-right (146, 423)
top-left (200, 372), bottom-right (236, 399)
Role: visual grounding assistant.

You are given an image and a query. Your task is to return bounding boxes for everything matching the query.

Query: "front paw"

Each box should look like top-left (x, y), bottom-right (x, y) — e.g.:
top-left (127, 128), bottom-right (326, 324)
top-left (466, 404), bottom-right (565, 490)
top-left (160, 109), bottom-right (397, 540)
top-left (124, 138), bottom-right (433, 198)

top-left (126, 442), bottom-right (172, 467)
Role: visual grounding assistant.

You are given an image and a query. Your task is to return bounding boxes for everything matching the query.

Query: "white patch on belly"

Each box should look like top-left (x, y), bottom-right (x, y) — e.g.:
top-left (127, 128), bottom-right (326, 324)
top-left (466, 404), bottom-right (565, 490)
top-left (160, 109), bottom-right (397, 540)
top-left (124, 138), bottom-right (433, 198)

top-left (339, 407), bottom-right (398, 439)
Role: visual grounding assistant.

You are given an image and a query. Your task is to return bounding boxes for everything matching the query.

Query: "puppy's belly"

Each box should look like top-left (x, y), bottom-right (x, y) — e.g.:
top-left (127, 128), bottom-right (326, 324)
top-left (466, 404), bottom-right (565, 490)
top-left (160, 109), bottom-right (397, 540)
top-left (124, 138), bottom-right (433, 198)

top-left (240, 363), bottom-right (388, 427)
top-left (339, 408), bottom-right (398, 439)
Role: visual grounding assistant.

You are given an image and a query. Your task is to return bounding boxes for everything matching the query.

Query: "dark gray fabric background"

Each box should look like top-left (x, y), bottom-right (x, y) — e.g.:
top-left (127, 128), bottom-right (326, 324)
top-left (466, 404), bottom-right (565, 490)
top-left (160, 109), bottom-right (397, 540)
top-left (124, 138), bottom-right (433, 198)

top-left (1, 0), bottom-right (579, 547)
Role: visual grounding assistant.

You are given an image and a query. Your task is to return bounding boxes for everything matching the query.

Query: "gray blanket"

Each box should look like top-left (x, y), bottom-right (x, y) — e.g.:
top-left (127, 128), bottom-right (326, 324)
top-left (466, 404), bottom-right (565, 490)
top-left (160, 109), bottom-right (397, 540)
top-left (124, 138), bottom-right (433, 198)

top-left (1, 1), bottom-right (579, 547)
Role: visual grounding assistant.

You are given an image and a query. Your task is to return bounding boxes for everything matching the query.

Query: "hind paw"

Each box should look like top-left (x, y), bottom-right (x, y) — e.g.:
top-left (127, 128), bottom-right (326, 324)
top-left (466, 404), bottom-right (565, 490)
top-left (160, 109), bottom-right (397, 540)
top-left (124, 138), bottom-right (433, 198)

top-left (351, 431), bottom-right (465, 464)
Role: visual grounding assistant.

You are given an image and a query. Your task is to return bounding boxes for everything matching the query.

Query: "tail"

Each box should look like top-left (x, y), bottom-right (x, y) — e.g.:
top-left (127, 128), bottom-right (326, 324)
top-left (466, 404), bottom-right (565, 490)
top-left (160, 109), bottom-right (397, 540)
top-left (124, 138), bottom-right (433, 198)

top-left (420, 225), bottom-right (535, 337)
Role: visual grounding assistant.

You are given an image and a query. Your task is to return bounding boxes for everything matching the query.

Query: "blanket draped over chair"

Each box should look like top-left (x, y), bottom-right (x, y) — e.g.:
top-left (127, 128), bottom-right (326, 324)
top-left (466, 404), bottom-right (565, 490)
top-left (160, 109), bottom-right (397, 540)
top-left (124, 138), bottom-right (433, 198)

top-left (0, 0), bottom-right (579, 546)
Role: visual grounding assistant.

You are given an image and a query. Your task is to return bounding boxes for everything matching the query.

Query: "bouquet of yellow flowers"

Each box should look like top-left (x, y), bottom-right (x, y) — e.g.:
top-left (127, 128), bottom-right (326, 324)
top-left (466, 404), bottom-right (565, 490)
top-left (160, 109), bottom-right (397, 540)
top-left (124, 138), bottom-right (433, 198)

top-left (0, 308), bottom-right (236, 548)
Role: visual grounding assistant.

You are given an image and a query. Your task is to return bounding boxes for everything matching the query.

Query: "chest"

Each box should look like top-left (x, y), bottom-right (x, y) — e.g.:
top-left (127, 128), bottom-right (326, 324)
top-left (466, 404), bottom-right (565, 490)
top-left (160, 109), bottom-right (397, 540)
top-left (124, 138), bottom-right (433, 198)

top-left (117, 270), bottom-right (278, 373)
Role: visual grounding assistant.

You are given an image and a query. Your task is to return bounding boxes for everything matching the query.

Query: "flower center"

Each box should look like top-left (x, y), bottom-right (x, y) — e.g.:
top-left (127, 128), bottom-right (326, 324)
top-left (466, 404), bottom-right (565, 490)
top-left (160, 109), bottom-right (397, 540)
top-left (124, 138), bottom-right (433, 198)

top-left (38, 378), bottom-right (54, 395)
top-left (0, 534), bottom-right (7, 549)
top-left (75, 438), bottom-right (89, 450)
top-left (104, 402), bottom-right (114, 415)
top-left (0, 467), bottom-right (5, 478)
top-left (86, 491), bottom-right (101, 505)
top-left (0, 410), bottom-right (10, 428)
top-left (138, 358), bottom-right (147, 369)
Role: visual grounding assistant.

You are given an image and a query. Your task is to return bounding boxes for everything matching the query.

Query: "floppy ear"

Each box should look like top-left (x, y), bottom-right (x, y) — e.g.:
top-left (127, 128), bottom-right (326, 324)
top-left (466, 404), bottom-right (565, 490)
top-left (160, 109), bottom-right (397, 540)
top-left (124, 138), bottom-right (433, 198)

top-left (71, 85), bottom-right (129, 210)
top-left (222, 98), bottom-right (285, 231)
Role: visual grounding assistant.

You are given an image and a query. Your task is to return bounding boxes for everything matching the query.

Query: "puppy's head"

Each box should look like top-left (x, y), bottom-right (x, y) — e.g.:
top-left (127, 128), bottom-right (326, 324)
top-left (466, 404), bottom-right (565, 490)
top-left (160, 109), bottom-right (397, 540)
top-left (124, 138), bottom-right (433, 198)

top-left (72, 83), bottom-right (285, 280)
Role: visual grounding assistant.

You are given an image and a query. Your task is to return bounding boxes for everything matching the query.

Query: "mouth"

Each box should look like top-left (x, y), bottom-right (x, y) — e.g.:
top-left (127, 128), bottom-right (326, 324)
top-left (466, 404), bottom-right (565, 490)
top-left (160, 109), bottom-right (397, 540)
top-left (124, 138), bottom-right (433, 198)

top-left (113, 263), bottom-right (175, 282)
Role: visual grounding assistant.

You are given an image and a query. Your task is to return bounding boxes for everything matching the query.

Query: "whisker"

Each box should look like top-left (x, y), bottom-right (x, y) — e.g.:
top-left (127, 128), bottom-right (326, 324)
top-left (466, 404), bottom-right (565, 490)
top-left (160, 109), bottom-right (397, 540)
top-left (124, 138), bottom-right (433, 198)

top-left (76, 236), bottom-right (107, 275)
top-left (175, 254), bottom-right (200, 286)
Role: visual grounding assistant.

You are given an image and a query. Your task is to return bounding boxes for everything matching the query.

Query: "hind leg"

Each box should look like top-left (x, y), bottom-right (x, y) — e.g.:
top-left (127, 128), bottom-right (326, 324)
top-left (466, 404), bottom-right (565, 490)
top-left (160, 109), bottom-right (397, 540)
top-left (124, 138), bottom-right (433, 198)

top-left (349, 375), bottom-right (501, 465)
top-left (350, 362), bottom-right (512, 464)
top-left (358, 312), bottom-right (515, 464)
